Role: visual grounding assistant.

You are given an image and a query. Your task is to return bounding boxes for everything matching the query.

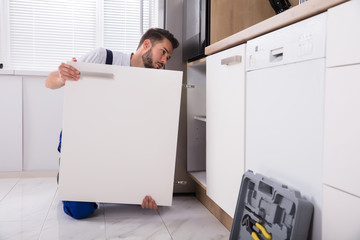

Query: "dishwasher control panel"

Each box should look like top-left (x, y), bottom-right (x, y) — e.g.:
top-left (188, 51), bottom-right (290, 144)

top-left (246, 12), bottom-right (327, 71)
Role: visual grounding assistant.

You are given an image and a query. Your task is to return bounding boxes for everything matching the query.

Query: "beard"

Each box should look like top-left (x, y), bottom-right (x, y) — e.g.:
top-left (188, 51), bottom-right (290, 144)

top-left (142, 49), bottom-right (154, 68)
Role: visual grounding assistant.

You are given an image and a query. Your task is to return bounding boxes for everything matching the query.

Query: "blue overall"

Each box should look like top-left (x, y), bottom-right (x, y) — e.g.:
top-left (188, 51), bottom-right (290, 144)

top-left (59, 49), bottom-right (113, 219)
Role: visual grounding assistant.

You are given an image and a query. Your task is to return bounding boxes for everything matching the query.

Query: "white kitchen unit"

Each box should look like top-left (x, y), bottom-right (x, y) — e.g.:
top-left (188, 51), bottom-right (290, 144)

top-left (186, 58), bottom-right (207, 184)
top-left (206, 44), bottom-right (246, 217)
top-left (323, 65), bottom-right (360, 197)
top-left (322, 185), bottom-right (360, 240)
top-left (322, 2), bottom-right (360, 239)
top-left (22, 76), bottom-right (64, 171)
top-left (245, 13), bottom-right (327, 240)
top-left (326, 0), bottom-right (360, 67)
top-left (0, 76), bottom-right (22, 171)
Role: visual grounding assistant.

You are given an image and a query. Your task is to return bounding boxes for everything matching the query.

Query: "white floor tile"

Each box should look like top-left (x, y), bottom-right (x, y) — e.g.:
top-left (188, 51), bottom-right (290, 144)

top-left (105, 215), bottom-right (172, 240)
top-left (158, 196), bottom-right (230, 240)
top-left (160, 216), bottom-right (230, 240)
top-left (103, 203), bottom-right (159, 219)
top-left (158, 196), bottom-right (214, 218)
top-left (39, 218), bottom-right (106, 240)
top-left (0, 178), bottom-right (19, 201)
top-left (0, 176), bottom-right (231, 240)
top-left (0, 220), bottom-right (43, 240)
top-left (0, 178), bottom-right (57, 221)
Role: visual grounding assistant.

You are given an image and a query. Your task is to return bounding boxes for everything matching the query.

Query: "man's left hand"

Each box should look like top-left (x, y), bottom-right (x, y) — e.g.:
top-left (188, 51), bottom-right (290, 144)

top-left (141, 195), bottom-right (158, 210)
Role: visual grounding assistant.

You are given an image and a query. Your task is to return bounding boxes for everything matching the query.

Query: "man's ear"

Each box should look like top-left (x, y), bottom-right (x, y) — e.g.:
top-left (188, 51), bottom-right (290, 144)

top-left (143, 39), bottom-right (152, 50)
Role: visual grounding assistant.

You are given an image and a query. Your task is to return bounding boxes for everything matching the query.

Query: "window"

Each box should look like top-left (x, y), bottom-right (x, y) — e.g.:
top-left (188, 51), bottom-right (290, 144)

top-left (1, 0), bottom-right (161, 71)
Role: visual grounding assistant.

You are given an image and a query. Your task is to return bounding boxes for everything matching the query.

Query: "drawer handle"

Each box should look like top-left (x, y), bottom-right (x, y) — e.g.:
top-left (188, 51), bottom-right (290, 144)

top-left (221, 55), bottom-right (242, 65)
top-left (80, 71), bottom-right (114, 79)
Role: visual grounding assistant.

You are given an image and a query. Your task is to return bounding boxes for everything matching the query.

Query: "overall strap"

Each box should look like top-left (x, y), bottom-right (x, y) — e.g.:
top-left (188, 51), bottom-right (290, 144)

top-left (105, 49), bottom-right (113, 65)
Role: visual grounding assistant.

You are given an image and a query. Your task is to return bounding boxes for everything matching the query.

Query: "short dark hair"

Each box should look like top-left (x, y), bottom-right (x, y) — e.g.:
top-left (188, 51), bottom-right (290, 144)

top-left (137, 28), bottom-right (179, 50)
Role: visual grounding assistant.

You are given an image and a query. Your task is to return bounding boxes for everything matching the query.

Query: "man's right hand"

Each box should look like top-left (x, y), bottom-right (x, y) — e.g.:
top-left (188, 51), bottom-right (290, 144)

top-left (58, 57), bottom-right (80, 84)
top-left (45, 57), bottom-right (80, 89)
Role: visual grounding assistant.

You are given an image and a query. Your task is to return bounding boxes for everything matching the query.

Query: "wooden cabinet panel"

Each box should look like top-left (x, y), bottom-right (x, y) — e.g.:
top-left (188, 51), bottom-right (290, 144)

top-left (210, 0), bottom-right (298, 44)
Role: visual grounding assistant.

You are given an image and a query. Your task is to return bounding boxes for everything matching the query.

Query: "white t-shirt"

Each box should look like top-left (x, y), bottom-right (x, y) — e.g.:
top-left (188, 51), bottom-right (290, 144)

top-left (79, 47), bottom-right (131, 66)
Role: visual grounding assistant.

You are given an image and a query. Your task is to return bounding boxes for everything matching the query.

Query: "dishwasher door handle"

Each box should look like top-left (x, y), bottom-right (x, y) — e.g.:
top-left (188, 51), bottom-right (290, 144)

top-left (221, 55), bottom-right (242, 65)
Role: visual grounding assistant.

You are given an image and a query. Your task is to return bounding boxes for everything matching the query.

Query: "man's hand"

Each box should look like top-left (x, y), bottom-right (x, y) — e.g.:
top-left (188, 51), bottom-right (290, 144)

top-left (141, 195), bottom-right (158, 210)
top-left (45, 57), bottom-right (80, 89)
top-left (57, 57), bottom-right (80, 84)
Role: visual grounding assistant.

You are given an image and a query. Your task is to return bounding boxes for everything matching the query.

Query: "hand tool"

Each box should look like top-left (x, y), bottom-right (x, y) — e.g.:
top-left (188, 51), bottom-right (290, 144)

top-left (242, 214), bottom-right (272, 240)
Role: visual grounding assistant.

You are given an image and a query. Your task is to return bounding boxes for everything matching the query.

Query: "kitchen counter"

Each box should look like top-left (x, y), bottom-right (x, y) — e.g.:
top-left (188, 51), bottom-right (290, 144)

top-left (205, 0), bottom-right (348, 56)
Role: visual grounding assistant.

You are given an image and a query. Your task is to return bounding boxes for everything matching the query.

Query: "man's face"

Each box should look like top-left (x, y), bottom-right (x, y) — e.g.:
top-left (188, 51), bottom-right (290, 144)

top-left (142, 38), bottom-right (173, 69)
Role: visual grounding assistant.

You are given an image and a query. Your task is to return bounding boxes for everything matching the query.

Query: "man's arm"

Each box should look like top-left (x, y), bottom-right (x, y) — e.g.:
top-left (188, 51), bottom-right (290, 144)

top-left (45, 58), bottom-right (80, 89)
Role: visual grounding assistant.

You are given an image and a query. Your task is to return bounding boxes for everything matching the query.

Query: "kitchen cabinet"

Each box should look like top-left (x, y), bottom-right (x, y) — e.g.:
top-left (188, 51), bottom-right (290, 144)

top-left (322, 2), bottom-right (360, 238)
top-left (186, 58), bottom-right (207, 178)
top-left (324, 65), bottom-right (360, 197)
top-left (0, 76), bottom-right (22, 171)
top-left (210, 0), bottom-right (299, 44)
top-left (23, 76), bottom-right (64, 171)
top-left (326, 0), bottom-right (360, 67)
top-left (322, 185), bottom-right (360, 240)
top-left (206, 45), bottom-right (245, 217)
top-left (185, 0), bottom-right (356, 234)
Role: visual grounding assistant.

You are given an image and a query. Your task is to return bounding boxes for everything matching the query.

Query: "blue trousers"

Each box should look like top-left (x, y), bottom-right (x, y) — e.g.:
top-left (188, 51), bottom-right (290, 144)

top-left (62, 201), bottom-right (98, 219)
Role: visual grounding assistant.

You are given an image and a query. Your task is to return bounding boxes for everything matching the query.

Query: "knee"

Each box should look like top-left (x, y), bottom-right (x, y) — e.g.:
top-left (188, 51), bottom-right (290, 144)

top-left (62, 201), bottom-right (98, 219)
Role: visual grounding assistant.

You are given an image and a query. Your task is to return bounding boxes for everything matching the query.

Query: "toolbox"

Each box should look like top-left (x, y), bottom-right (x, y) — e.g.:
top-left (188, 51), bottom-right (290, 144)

top-left (229, 170), bottom-right (314, 240)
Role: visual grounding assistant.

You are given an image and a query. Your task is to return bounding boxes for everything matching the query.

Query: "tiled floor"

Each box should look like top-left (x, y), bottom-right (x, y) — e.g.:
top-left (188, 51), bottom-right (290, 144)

top-left (0, 176), bottom-right (230, 240)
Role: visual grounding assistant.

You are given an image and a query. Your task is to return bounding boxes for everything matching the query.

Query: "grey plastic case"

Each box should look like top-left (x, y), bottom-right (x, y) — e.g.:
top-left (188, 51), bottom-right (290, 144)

top-left (229, 170), bottom-right (314, 240)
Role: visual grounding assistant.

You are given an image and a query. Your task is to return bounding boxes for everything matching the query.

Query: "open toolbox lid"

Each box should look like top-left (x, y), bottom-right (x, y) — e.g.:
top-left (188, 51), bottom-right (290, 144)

top-left (230, 170), bottom-right (314, 240)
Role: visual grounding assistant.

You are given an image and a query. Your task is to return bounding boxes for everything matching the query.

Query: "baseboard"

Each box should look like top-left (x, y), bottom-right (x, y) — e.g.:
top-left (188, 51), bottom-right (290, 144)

top-left (194, 182), bottom-right (233, 231)
top-left (0, 171), bottom-right (58, 178)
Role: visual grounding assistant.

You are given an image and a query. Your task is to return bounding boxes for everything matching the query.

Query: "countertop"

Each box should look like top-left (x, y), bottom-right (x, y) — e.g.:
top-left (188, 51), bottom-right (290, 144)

top-left (205, 0), bottom-right (348, 56)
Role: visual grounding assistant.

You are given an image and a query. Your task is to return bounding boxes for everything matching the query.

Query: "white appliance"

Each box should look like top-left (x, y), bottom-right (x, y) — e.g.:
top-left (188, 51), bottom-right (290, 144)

top-left (245, 13), bottom-right (327, 240)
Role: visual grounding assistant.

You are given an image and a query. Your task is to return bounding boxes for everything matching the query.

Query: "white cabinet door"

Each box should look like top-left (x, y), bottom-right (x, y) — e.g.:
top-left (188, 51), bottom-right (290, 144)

top-left (23, 76), bottom-right (64, 171)
top-left (206, 44), bottom-right (246, 217)
top-left (0, 76), bottom-right (22, 171)
top-left (323, 185), bottom-right (360, 240)
top-left (327, 0), bottom-right (360, 67)
top-left (59, 62), bottom-right (182, 206)
top-left (324, 65), bottom-right (360, 197)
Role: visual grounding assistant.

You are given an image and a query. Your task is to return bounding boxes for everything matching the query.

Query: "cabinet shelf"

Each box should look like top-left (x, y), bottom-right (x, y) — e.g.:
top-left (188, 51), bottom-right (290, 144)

top-left (189, 171), bottom-right (207, 189)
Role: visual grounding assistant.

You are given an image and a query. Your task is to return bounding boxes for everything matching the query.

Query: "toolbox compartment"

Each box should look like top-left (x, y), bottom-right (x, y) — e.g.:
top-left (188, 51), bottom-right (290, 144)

top-left (230, 170), bottom-right (314, 240)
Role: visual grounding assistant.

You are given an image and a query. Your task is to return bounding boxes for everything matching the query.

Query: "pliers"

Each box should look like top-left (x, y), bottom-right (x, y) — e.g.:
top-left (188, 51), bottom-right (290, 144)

top-left (242, 214), bottom-right (272, 240)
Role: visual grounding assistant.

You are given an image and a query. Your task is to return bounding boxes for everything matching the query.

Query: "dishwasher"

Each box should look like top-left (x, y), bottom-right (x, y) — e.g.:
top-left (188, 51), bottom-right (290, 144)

top-left (245, 13), bottom-right (326, 240)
